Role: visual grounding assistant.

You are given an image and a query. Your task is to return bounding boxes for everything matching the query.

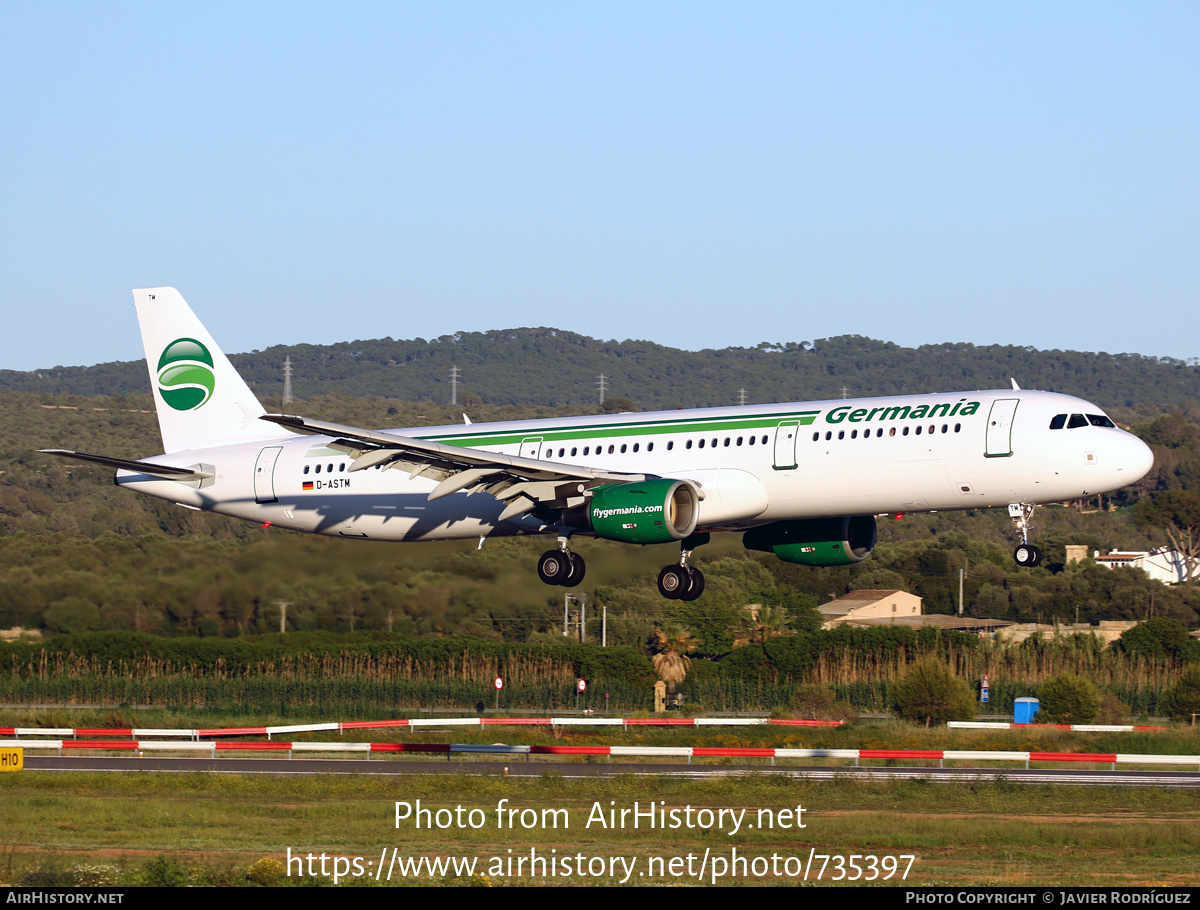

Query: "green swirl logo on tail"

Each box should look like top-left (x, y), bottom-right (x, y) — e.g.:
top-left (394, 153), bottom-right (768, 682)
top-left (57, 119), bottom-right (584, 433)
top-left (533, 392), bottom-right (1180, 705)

top-left (157, 338), bottom-right (215, 411)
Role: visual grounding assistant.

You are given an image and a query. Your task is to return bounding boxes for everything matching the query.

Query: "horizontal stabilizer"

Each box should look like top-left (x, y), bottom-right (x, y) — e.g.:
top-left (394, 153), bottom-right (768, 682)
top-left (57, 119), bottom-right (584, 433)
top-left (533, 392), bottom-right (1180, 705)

top-left (39, 449), bottom-right (214, 480)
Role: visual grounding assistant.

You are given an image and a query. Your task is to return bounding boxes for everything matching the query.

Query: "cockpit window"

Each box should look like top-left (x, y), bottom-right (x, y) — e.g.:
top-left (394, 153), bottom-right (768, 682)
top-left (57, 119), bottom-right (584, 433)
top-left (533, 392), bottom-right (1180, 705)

top-left (1052, 412), bottom-right (1114, 429)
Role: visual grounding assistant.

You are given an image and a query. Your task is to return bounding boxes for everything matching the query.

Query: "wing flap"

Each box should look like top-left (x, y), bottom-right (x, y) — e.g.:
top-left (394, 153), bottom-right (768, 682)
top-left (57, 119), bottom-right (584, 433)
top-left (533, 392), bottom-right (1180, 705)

top-left (261, 414), bottom-right (647, 508)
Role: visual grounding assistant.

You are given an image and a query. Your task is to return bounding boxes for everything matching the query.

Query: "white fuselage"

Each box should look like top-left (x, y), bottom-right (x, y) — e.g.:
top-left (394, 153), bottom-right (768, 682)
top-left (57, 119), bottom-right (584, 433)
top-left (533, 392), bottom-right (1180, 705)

top-left (117, 389), bottom-right (1154, 543)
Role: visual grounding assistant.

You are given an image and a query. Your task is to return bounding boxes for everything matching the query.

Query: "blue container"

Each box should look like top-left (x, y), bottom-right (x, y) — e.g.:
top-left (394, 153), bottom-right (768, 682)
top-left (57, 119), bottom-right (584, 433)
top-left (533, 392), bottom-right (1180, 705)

top-left (1014, 697), bottom-right (1040, 724)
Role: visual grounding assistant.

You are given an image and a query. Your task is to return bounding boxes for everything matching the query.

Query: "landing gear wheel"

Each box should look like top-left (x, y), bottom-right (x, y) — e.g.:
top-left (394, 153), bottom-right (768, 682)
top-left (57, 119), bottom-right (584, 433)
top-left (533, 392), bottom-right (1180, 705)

top-left (1013, 544), bottom-right (1043, 568)
top-left (560, 552), bottom-right (586, 588)
top-left (680, 568), bottom-right (705, 601)
top-left (657, 565), bottom-right (688, 600)
top-left (537, 550), bottom-right (570, 585)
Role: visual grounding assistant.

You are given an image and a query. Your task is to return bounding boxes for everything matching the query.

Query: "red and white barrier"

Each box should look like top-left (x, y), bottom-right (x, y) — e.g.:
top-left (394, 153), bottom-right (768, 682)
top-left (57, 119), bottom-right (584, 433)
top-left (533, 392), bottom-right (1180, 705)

top-left (3, 737), bottom-right (1197, 769)
top-left (949, 722), bottom-right (1168, 732)
top-left (0, 716), bottom-right (845, 740)
top-left (2, 716), bottom-right (1177, 745)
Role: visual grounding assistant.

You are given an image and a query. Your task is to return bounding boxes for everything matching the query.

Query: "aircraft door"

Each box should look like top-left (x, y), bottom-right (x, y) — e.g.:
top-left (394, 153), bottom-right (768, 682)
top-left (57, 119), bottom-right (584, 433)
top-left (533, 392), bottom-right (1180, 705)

top-left (773, 420), bottom-right (799, 470)
top-left (985, 399), bottom-right (1019, 457)
top-left (254, 446), bottom-right (283, 503)
top-left (520, 437), bottom-right (544, 459)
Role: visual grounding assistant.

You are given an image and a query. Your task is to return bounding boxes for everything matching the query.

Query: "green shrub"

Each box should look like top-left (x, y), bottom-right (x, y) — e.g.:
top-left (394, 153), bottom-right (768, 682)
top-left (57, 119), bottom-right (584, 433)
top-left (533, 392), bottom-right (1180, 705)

top-left (788, 683), bottom-right (857, 722)
top-left (790, 683), bottom-right (837, 718)
top-left (889, 659), bottom-right (976, 726)
top-left (1162, 665), bottom-right (1200, 722)
top-left (1036, 673), bottom-right (1101, 724)
top-left (19, 863), bottom-right (76, 887)
top-left (1113, 617), bottom-right (1191, 661)
top-left (140, 855), bottom-right (189, 887)
top-left (1095, 693), bottom-right (1130, 725)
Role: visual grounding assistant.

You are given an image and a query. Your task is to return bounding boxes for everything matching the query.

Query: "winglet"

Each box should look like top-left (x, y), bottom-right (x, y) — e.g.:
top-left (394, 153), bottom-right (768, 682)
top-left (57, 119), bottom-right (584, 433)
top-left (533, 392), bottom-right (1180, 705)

top-left (1011, 378), bottom-right (1021, 390)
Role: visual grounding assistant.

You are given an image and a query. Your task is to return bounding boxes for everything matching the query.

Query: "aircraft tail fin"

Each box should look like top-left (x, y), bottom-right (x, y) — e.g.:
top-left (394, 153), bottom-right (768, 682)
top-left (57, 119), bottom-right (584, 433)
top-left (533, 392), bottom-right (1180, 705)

top-left (133, 287), bottom-right (287, 453)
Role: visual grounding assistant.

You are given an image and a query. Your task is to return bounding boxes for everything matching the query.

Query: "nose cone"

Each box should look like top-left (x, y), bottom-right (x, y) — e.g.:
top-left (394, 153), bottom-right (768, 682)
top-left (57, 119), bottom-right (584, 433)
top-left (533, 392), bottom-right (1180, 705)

top-left (1121, 433), bottom-right (1155, 484)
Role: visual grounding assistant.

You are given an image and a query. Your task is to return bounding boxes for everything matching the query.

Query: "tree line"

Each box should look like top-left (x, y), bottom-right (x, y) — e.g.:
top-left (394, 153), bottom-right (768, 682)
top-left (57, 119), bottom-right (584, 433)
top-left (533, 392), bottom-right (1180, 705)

top-left (4, 330), bottom-right (1199, 411)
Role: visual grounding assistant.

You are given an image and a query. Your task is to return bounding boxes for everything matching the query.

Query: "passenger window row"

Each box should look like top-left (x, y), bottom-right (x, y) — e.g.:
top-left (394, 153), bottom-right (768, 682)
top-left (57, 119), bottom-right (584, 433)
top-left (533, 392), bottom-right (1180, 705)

top-left (303, 462), bottom-right (346, 474)
top-left (537, 422), bottom-right (978, 457)
top-left (542, 434), bottom-right (774, 459)
top-left (813, 424), bottom-right (961, 442)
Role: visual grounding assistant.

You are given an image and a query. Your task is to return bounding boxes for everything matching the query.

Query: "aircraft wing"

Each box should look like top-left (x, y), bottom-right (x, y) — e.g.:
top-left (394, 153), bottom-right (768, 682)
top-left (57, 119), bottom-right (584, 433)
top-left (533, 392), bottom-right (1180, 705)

top-left (39, 449), bottom-right (214, 480)
top-left (261, 413), bottom-right (650, 521)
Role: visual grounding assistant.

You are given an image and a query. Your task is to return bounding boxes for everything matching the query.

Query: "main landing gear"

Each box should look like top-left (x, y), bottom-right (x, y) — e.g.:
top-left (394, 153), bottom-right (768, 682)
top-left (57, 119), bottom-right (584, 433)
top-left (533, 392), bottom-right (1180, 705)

top-left (537, 543), bottom-right (586, 588)
top-left (656, 533), bottom-right (709, 601)
top-left (1008, 502), bottom-right (1043, 568)
top-left (537, 533), bottom-right (712, 600)
top-left (657, 565), bottom-right (704, 601)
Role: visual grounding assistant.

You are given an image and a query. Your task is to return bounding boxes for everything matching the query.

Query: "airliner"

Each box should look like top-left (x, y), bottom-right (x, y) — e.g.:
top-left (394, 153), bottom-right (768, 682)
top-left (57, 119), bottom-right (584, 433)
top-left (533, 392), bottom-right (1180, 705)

top-left (43, 288), bottom-right (1155, 601)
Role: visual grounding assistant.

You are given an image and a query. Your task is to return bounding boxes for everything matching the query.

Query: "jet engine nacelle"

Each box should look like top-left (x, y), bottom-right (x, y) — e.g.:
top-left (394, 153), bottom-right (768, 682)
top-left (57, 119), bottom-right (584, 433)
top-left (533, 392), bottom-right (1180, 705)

top-left (563, 479), bottom-right (700, 545)
top-left (742, 515), bottom-right (877, 566)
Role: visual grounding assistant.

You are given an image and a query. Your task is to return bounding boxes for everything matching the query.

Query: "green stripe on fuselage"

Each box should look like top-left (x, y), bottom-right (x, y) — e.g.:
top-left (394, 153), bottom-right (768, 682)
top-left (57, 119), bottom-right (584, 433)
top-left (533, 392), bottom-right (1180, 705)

top-left (417, 410), bottom-right (821, 448)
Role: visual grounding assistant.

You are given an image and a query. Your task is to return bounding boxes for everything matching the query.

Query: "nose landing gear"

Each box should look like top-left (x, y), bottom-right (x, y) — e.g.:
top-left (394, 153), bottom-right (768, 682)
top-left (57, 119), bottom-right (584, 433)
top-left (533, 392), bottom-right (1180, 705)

top-left (1008, 503), bottom-right (1043, 567)
top-left (1013, 543), bottom-right (1042, 567)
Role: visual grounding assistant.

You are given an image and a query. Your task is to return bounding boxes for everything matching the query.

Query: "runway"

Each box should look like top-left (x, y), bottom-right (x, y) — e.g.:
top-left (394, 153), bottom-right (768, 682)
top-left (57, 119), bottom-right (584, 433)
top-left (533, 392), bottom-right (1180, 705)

top-left (24, 755), bottom-right (1200, 787)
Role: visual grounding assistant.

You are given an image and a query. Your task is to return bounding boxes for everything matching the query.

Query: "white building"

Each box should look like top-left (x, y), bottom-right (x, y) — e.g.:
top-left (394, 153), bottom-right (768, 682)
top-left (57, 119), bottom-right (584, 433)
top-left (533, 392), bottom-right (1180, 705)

top-left (1090, 548), bottom-right (1195, 585)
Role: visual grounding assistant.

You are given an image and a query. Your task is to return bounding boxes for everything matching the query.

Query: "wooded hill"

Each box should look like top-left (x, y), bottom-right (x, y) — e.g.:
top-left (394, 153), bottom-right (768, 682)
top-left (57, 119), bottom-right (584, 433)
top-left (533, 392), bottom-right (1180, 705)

top-left (4, 330), bottom-right (1199, 412)
top-left (3, 390), bottom-right (1200, 643)
top-left (4, 322), bottom-right (1200, 642)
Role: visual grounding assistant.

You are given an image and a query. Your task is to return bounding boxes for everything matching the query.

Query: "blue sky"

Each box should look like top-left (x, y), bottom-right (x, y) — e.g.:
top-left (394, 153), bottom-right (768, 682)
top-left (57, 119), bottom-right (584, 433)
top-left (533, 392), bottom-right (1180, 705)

top-left (1, 3), bottom-right (1197, 372)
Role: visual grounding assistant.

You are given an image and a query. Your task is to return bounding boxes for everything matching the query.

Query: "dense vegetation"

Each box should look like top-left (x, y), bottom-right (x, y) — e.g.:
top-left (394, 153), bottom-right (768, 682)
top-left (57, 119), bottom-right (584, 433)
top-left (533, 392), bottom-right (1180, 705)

top-left (3, 329), bottom-right (1200, 718)
top-left (4, 513), bottom-right (1200, 641)
top-left (2, 626), bottom-right (1192, 715)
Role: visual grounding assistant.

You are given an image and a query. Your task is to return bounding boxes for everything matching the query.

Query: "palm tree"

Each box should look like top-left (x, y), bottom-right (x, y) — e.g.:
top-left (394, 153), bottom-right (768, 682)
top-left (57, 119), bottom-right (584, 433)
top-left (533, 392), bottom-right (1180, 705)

top-left (729, 605), bottom-right (796, 648)
top-left (743, 605), bottom-right (793, 644)
top-left (650, 624), bottom-right (702, 701)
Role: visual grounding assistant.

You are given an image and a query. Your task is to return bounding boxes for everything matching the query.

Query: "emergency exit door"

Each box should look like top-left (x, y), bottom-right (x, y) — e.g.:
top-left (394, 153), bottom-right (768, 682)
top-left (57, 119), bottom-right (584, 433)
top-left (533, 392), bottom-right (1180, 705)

top-left (254, 446), bottom-right (282, 503)
top-left (985, 400), bottom-right (1019, 457)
